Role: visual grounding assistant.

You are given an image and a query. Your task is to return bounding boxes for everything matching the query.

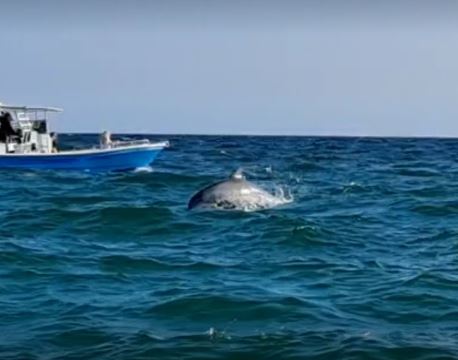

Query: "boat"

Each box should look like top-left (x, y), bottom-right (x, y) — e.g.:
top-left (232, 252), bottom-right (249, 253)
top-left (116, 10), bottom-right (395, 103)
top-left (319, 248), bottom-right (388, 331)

top-left (0, 102), bottom-right (169, 171)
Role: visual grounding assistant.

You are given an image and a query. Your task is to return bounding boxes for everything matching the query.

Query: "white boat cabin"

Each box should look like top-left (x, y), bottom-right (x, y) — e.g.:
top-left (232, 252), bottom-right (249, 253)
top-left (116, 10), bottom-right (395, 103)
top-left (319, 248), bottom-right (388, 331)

top-left (0, 103), bottom-right (62, 155)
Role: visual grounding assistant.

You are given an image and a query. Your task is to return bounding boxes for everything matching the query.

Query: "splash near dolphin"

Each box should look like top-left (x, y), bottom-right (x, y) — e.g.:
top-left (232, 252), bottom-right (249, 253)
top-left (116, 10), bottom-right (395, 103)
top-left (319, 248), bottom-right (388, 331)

top-left (188, 169), bottom-right (292, 211)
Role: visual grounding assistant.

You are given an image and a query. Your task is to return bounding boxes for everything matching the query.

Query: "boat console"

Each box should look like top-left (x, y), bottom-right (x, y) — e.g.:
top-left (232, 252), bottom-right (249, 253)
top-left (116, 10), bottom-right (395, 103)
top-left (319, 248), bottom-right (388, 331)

top-left (0, 104), bottom-right (61, 155)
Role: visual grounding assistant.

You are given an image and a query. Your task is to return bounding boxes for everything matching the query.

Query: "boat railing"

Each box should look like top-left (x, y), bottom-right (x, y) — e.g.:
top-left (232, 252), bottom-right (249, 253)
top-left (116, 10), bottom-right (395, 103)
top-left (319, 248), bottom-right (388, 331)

top-left (108, 139), bottom-right (151, 148)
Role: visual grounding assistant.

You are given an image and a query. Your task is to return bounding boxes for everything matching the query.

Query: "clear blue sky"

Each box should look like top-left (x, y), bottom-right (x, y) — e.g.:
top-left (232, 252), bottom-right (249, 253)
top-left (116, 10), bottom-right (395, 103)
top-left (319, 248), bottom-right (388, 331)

top-left (1, 0), bottom-right (458, 136)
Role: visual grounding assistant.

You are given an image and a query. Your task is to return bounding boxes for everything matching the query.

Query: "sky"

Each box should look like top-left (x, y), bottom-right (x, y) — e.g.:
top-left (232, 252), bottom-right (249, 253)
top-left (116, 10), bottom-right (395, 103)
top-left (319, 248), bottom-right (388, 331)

top-left (1, 0), bottom-right (458, 136)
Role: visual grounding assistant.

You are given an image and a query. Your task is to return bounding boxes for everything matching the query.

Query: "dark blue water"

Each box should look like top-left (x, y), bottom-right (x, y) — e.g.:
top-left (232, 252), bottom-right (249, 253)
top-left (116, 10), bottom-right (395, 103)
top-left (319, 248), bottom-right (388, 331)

top-left (1, 135), bottom-right (458, 359)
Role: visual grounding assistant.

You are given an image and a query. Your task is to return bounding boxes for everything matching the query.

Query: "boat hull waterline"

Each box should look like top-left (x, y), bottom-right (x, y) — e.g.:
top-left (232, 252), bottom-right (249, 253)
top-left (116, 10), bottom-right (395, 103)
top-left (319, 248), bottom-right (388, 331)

top-left (0, 142), bottom-right (168, 171)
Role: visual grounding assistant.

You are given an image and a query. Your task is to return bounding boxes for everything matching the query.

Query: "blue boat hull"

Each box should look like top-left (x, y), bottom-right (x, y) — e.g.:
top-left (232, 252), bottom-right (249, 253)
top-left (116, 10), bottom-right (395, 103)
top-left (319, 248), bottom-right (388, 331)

top-left (0, 145), bottom-right (166, 171)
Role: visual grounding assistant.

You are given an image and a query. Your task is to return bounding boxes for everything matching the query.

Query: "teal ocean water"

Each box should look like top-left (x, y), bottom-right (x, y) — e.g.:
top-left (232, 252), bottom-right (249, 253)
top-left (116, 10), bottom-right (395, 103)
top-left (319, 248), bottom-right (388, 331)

top-left (1, 135), bottom-right (458, 359)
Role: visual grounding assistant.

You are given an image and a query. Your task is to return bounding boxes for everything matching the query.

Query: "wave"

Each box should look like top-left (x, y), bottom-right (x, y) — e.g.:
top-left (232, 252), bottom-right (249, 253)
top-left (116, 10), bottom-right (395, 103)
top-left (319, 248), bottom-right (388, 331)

top-left (412, 202), bottom-right (458, 216)
top-left (99, 255), bottom-right (241, 273)
top-left (147, 294), bottom-right (308, 321)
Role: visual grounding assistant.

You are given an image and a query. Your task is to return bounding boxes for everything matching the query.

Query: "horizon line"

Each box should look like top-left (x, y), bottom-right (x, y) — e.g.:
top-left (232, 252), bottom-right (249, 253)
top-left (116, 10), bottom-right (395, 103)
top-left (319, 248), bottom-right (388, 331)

top-left (60, 132), bottom-right (458, 140)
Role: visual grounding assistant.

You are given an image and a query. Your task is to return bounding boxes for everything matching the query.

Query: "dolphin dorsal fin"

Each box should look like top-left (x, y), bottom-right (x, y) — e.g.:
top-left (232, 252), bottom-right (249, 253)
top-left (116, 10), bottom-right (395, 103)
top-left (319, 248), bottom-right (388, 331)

top-left (230, 168), bottom-right (245, 180)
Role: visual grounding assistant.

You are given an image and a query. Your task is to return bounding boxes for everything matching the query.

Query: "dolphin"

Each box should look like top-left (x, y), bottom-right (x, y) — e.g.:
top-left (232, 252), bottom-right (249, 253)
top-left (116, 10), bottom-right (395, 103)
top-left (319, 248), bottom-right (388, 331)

top-left (188, 169), bottom-right (287, 211)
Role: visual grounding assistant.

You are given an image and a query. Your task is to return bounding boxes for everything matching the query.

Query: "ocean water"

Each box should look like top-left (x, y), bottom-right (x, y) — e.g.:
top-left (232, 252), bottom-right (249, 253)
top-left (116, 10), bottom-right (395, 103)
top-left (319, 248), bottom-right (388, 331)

top-left (1, 134), bottom-right (458, 360)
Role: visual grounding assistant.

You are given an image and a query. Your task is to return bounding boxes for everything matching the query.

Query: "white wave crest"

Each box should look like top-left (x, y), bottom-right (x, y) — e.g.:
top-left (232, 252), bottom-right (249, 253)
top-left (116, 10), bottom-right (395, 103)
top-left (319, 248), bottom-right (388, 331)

top-left (134, 166), bottom-right (153, 173)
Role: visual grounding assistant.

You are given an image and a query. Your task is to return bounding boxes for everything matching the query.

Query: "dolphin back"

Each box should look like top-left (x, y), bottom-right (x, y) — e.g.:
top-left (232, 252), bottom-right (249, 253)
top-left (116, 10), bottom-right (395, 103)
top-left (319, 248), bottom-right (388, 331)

top-left (187, 169), bottom-right (288, 211)
top-left (187, 181), bottom-right (223, 209)
top-left (187, 190), bottom-right (203, 210)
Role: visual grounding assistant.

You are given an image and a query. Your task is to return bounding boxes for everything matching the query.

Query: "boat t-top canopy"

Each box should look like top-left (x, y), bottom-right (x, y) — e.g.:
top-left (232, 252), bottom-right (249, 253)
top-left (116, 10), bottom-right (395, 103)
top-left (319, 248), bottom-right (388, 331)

top-left (0, 103), bottom-right (63, 113)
